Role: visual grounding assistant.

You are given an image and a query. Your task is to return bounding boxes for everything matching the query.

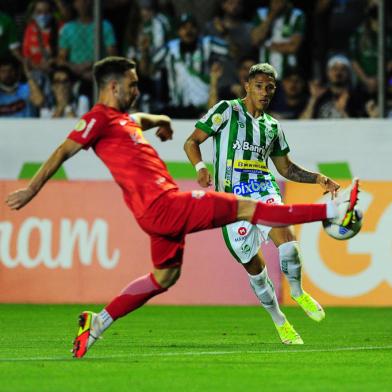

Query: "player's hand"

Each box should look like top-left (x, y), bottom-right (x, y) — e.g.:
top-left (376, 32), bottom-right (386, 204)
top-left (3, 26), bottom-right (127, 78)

top-left (5, 188), bottom-right (35, 210)
top-left (156, 126), bottom-right (173, 142)
top-left (317, 175), bottom-right (340, 198)
top-left (197, 168), bottom-right (212, 188)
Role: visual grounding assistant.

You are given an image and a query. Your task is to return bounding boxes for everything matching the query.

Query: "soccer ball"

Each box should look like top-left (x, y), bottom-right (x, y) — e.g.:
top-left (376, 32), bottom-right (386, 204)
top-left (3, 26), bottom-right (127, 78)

top-left (322, 207), bottom-right (363, 240)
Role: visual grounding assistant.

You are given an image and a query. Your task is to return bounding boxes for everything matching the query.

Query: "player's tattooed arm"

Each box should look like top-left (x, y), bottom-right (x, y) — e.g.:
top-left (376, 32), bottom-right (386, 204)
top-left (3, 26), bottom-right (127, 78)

top-left (286, 162), bottom-right (318, 183)
top-left (272, 155), bottom-right (318, 183)
top-left (271, 154), bottom-right (340, 196)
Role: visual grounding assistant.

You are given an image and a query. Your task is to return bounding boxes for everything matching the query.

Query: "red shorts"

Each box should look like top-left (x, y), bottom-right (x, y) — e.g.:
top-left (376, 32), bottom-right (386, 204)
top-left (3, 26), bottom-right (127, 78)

top-left (136, 190), bottom-right (238, 269)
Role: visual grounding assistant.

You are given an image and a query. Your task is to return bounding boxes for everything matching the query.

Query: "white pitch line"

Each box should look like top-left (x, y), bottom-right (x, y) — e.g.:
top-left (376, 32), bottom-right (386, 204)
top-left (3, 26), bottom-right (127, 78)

top-left (0, 345), bottom-right (392, 362)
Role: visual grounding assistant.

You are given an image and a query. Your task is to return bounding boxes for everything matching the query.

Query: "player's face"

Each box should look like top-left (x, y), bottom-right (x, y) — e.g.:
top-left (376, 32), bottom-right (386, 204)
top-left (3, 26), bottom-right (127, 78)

top-left (245, 73), bottom-right (276, 111)
top-left (116, 69), bottom-right (140, 112)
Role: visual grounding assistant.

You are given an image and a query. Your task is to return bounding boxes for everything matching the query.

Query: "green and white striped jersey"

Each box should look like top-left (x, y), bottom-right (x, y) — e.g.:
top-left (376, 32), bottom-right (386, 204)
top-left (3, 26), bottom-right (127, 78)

top-left (195, 98), bottom-right (290, 199)
top-left (252, 6), bottom-right (305, 79)
top-left (153, 36), bottom-right (228, 107)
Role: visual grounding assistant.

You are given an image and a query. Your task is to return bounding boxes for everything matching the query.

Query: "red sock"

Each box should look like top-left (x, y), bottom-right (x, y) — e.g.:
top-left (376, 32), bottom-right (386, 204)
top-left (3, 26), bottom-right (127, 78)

top-left (105, 273), bottom-right (167, 320)
top-left (251, 202), bottom-right (327, 226)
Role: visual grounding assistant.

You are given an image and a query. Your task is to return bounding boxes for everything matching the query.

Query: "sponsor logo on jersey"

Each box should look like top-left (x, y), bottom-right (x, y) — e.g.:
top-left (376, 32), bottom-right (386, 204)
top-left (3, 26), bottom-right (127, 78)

top-left (232, 179), bottom-right (274, 196)
top-left (241, 243), bottom-right (251, 254)
top-left (265, 197), bottom-right (276, 204)
top-left (224, 159), bottom-right (233, 186)
top-left (266, 128), bottom-right (275, 138)
top-left (156, 177), bottom-right (166, 185)
top-left (232, 140), bottom-right (265, 156)
top-left (192, 190), bottom-right (205, 199)
top-left (82, 118), bottom-right (96, 139)
top-left (237, 121), bottom-right (245, 128)
top-left (74, 119), bottom-right (87, 131)
top-left (212, 113), bottom-right (223, 126)
top-left (129, 126), bottom-right (145, 144)
top-left (233, 160), bottom-right (269, 174)
top-left (238, 226), bottom-right (247, 235)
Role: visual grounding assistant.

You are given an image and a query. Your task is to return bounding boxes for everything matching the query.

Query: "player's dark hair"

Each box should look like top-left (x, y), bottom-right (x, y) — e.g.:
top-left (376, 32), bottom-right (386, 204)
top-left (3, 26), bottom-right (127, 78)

top-left (248, 63), bottom-right (278, 81)
top-left (93, 57), bottom-right (136, 89)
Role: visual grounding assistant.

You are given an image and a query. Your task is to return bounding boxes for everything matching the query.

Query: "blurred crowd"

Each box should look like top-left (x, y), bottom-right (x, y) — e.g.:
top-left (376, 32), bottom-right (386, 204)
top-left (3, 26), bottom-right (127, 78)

top-left (0, 0), bottom-right (391, 119)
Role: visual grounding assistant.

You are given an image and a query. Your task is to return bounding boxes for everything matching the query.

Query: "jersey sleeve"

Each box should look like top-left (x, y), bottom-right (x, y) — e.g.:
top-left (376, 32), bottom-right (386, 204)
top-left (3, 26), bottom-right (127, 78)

top-left (270, 122), bottom-right (290, 156)
top-left (67, 111), bottom-right (106, 150)
top-left (195, 101), bottom-right (230, 135)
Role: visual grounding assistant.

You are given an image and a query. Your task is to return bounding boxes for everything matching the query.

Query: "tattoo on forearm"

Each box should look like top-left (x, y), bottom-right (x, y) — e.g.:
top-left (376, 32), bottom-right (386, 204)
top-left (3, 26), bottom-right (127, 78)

top-left (286, 163), bottom-right (318, 183)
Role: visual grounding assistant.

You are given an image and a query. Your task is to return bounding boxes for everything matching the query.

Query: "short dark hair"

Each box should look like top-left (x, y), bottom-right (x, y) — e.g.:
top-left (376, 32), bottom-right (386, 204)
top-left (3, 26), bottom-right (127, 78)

top-left (0, 56), bottom-right (20, 69)
top-left (248, 63), bottom-right (277, 81)
top-left (93, 56), bottom-right (136, 89)
top-left (50, 65), bottom-right (73, 82)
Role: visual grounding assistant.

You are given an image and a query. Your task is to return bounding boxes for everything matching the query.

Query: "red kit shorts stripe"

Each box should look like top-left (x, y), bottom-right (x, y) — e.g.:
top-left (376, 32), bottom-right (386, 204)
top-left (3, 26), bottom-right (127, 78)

top-left (137, 190), bottom-right (238, 269)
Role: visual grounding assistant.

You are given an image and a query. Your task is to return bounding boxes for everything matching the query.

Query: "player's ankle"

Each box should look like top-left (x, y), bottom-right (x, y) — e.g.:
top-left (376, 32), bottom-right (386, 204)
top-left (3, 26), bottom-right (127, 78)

top-left (98, 309), bottom-right (113, 332)
top-left (326, 200), bottom-right (338, 219)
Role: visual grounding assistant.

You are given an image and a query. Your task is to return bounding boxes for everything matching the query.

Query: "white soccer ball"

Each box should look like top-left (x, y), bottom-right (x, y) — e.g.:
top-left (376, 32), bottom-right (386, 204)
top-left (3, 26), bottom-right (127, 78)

top-left (322, 207), bottom-right (363, 240)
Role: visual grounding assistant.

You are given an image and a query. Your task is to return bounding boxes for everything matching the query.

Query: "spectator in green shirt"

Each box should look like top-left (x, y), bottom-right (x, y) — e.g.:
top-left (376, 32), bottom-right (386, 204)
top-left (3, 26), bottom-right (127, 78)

top-left (0, 11), bottom-right (22, 61)
top-left (58, 0), bottom-right (117, 82)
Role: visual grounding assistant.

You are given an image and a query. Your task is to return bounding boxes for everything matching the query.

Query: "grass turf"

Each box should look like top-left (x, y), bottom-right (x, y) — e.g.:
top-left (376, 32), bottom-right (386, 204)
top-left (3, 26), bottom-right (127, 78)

top-left (0, 305), bottom-right (391, 392)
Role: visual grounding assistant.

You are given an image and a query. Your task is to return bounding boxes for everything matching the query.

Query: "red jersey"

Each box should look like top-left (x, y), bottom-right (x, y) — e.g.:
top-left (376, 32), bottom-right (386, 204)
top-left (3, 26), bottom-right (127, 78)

top-left (67, 104), bottom-right (178, 218)
top-left (22, 22), bottom-right (54, 65)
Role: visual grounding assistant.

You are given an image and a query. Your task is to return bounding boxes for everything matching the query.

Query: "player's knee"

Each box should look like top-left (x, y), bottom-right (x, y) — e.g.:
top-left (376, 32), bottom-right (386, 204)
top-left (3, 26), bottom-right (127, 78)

top-left (153, 267), bottom-right (181, 288)
top-left (278, 241), bottom-right (301, 263)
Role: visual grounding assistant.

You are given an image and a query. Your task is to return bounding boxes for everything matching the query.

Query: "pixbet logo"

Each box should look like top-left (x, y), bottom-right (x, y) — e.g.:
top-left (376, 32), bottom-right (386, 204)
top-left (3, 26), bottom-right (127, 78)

top-left (232, 179), bottom-right (273, 196)
top-left (300, 190), bottom-right (392, 297)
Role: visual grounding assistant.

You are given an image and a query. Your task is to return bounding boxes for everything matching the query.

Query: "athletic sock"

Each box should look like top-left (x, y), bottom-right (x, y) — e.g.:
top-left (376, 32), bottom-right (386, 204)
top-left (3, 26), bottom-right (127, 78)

top-left (278, 241), bottom-right (303, 298)
top-left (105, 273), bottom-right (167, 320)
top-left (326, 200), bottom-right (338, 219)
top-left (251, 202), bottom-right (327, 226)
top-left (98, 309), bottom-right (113, 332)
top-left (248, 267), bottom-right (286, 326)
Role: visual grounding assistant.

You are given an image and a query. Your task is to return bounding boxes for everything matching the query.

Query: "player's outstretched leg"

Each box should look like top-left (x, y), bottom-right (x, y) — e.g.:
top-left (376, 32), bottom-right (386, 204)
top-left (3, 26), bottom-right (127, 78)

top-left (278, 241), bottom-right (325, 322)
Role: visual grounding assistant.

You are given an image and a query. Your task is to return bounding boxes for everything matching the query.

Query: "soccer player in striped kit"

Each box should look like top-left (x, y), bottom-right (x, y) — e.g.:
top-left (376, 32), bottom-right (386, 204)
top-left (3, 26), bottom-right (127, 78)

top-left (185, 63), bottom-right (341, 344)
top-left (6, 57), bottom-right (358, 356)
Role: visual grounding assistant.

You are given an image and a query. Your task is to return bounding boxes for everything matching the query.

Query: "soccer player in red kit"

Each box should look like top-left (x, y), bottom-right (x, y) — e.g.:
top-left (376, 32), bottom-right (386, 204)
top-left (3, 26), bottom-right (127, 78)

top-left (5, 57), bottom-right (360, 358)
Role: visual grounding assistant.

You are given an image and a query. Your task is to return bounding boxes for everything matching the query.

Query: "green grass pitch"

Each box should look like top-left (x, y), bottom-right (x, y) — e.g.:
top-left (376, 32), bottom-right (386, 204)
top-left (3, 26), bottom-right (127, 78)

top-left (0, 305), bottom-right (391, 392)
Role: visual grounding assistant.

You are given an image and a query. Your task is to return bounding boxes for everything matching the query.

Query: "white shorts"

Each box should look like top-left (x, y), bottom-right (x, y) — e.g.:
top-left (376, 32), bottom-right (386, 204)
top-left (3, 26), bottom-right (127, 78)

top-left (222, 194), bottom-right (282, 264)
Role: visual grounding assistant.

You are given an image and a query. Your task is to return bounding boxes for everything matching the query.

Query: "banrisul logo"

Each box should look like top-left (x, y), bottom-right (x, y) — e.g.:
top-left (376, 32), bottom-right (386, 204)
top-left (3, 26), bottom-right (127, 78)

top-left (232, 140), bottom-right (265, 156)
